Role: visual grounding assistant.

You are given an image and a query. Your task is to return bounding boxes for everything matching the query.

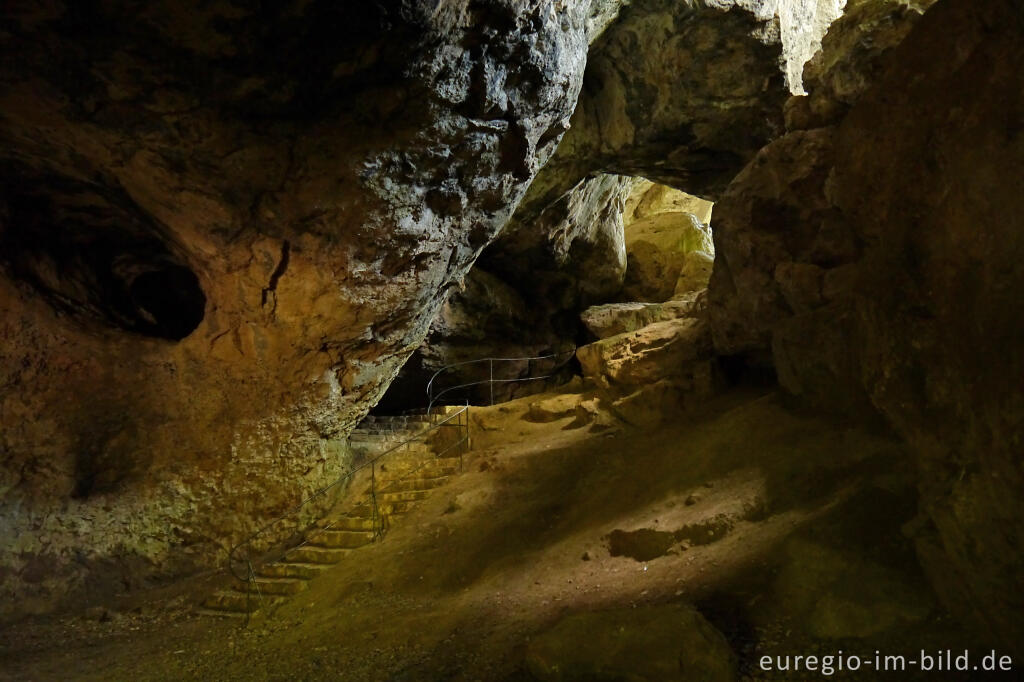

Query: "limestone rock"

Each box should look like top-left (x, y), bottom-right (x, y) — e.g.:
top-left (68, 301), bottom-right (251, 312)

top-left (625, 180), bottom-right (714, 226)
top-left (708, 127), bottom-right (843, 356)
top-left (482, 173), bottom-right (632, 315)
top-left (830, 0), bottom-right (1024, 651)
top-left (787, 0), bottom-right (938, 130)
top-left (0, 0), bottom-right (591, 617)
top-left (623, 213), bottom-right (714, 302)
top-left (581, 296), bottom-right (705, 340)
top-left (508, 0), bottom-right (793, 235)
top-left (674, 251), bottom-right (715, 297)
top-left (774, 539), bottom-right (932, 639)
top-left (525, 604), bottom-right (738, 682)
top-left (778, 0), bottom-right (848, 94)
top-left (379, 173), bottom-right (634, 410)
top-left (524, 393), bottom-right (596, 428)
top-left (577, 317), bottom-right (712, 387)
top-left (610, 377), bottom-right (712, 428)
top-left (707, 0), bottom-right (1024, 653)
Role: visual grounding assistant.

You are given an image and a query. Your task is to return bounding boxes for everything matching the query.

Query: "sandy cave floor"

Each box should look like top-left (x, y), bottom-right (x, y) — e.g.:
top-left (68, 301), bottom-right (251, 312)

top-left (0, 388), bottom-right (1002, 681)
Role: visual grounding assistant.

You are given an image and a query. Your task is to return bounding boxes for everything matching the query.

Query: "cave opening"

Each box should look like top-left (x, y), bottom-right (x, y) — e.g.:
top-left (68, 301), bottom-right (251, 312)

top-left (370, 178), bottom-right (718, 417)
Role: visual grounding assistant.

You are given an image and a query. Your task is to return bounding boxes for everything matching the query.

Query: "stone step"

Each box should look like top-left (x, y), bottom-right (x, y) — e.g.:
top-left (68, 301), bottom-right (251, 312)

top-left (380, 476), bottom-right (449, 493)
top-left (252, 577), bottom-right (309, 595)
top-left (202, 589), bottom-right (278, 613)
top-left (283, 545), bottom-right (351, 564)
top-left (257, 562), bottom-right (328, 580)
top-left (350, 430), bottom-right (427, 441)
top-left (379, 458), bottom-right (460, 478)
top-left (350, 500), bottom-right (414, 518)
top-left (198, 411), bottom-right (467, 618)
top-left (308, 529), bottom-right (376, 549)
top-left (378, 489), bottom-right (431, 503)
top-left (329, 516), bottom-right (377, 531)
top-left (194, 607), bottom-right (249, 619)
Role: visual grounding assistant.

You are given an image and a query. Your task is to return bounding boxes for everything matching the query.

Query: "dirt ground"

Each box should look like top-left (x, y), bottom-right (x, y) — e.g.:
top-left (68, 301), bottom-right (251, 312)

top-left (0, 388), bottom-right (1002, 681)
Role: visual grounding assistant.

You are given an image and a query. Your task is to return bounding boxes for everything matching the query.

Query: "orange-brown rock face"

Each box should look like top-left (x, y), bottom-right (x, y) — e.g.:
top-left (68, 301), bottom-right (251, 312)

top-left (0, 1), bottom-right (591, 617)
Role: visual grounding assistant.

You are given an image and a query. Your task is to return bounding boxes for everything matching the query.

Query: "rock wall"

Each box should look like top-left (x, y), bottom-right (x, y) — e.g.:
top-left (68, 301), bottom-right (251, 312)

top-left (708, 0), bottom-right (1024, 651)
top-left (621, 181), bottom-right (715, 302)
top-left (0, 0), bottom-right (591, 618)
top-left (405, 0), bottom-right (819, 393)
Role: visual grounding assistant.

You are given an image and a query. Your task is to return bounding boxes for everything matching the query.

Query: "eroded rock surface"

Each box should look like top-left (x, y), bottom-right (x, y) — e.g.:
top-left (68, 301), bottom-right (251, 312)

top-left (582, 292), bottom-right (705, 340)
top-left (708, 0), bottom-right (1024, 651)
top-left (577, 306), bottom-right (715, 427)
top-left (0, 0), bottom-right (591, 617)
top-left (525, 604), bottom-right (738, 682)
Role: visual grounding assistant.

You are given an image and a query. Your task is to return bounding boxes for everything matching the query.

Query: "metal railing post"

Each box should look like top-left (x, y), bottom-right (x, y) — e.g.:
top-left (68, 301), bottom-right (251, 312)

top-left (489, 358), bottom-right (494, 406)
top-left (370, 461), bottom-right (380, 539)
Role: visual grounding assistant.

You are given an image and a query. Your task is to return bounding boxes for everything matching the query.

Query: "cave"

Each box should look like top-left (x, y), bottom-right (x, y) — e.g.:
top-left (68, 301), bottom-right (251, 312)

top-left (2, 1), bottom-right (1023, 680)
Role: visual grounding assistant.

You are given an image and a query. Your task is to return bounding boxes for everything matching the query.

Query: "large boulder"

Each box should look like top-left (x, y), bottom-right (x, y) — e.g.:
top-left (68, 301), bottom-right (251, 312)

top-left (708, 127), bottom-right (845, 359)
top-left (0, 0), bottom-right (591, 617)
top-left (774, 539), bottom-right (933, 640)
top-left (525, 604), bottom-right (738, 682)
top-left (625, 180), bottom-right (714, 226)
top-left (581, 294), bottom-right (705, 340)
top-left (673, 251), bottom-right (716, 298)
top-left (577, 317), bottom-right (712, 388)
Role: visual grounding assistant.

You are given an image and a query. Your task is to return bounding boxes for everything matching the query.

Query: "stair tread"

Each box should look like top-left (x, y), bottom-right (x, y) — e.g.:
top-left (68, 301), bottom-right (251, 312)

top-left (198, 424), bottom-right (469, 616)
top-left (194, 607), bottom-right (250, 618)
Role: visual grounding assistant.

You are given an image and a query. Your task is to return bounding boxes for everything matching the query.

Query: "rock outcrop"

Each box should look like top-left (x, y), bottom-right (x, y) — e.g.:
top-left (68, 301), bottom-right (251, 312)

top-left (708, 0), bottom-right (1024, 652)
top-left (409, 0), bottom-right (845, 401)
top-left (376, 173), bottom-right (632, 411)
top-left (0, 0), bottom-right (592, 617)
top-left (581, 294), bottom-right (704, 340)
top-left (577, 291), bottom-right (714, 427)
top-left (525, 604), bottom-right (738, 682)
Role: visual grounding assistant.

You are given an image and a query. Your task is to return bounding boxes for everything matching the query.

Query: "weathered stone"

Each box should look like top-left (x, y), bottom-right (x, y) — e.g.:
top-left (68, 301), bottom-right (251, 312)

top-left (581, 296), bottom-right (704, 340)
top-left (525, 393), bottom-right (591, 424)
top-left (775, 539), bottom-right (933, 639)
top-left (577, 317), bottom-right (712, 387)
top-left (674, 251), bottom-right (715, 297)
top-left (509, 0), bottom-right (793, 233)
top-left (790, 0), bottom-right (938, 129)
top-left (525, 604), bottom-right (738, 682)
top-left (0, 0), bottom-right (591, 617)
top-left (623, 213), bottom-right (714, 302)
top-left (831, 0), bottom-right (1024, 651)
top-left (610, 376), bottom-right (713, 428)
top-left (378, 173), bottom-right (633, 410)
top-left (482, 173), bottom-right (632, 316)
top-left (778, 0), bottom-right (848, 93)
top-left (625, 180), bottom-right (714, 226)
top-left (708, 127), bottom-right (840, 355)
top-left (707, 0), bottom-right (1024, 653)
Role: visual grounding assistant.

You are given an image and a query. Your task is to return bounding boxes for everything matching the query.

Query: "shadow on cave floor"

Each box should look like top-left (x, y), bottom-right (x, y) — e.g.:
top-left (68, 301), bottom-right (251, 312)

top-left (0, 387), bottom-right (1004, 681)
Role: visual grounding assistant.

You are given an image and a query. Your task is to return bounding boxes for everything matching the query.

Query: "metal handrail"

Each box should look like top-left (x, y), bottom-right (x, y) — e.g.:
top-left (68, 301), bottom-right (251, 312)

top-left (223, 347), bottom-right (576, 617)
top-left (227, 405), bottom-right (470, 584)
top-left (426, 347), bottom-right (576, 413)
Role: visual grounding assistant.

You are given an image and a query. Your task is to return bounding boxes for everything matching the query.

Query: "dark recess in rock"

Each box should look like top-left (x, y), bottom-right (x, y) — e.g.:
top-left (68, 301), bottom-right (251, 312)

top-left (0, 167), bottom-right (206, 340)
